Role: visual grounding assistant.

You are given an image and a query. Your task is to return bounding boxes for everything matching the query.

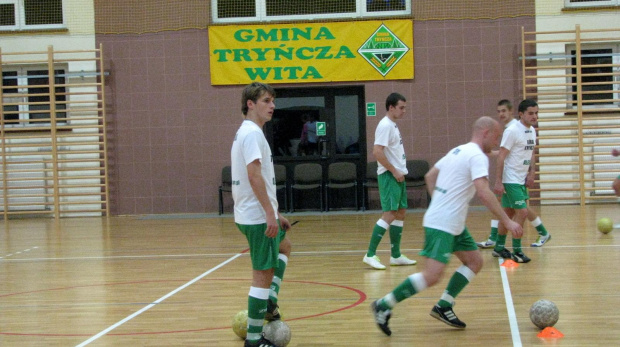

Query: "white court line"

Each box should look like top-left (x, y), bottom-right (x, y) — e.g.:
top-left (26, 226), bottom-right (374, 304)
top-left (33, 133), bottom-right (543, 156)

top-left (499, 258), bottom-right (522, 347)
top-left (75, 252), bottom-right (244, 347)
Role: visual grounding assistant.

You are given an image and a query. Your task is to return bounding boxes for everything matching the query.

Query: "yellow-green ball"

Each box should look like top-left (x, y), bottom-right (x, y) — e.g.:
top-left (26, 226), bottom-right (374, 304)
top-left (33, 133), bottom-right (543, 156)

top-left (597, 218), bottom-right (614, 234)
top-left (232, 310), bottom-right (248, 339)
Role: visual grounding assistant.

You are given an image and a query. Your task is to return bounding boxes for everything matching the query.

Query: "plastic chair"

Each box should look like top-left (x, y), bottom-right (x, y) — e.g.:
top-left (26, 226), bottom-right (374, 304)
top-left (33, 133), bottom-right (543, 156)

top-left (290, 163), bottom-right (323, 212)
top-left (362, 161), bottom-right (379, 211)
top-left (326, 162), bottom-right (358, 211)
top-left (405, 159), bottom-right (431, 207)
top-left (218, 165), bottom-right (232, 215)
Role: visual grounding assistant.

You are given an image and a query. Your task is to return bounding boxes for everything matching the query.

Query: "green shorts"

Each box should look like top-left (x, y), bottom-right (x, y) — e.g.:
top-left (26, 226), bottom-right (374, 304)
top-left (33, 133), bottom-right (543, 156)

top-left (419, 227), bottom-right (477, 264)
top-left (501, 183), bottom-right (529, 209)
top-left (236, 221), bottom-right (286, 271)
top-left (378, 171), bottom-right (407, 211)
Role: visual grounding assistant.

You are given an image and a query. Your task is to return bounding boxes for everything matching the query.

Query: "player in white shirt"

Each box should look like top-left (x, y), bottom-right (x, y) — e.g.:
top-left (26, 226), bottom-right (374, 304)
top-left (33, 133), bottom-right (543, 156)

top-left (363, 92), bottom-right (417, 270)
top-left (491, 99), bottom-right (542, 263)
top-left (371, 117), bottom-right (523, 335)
top-left (477, 100), bottom-right (551, 249)
top-left (231, 82), bottom-right (292, 347)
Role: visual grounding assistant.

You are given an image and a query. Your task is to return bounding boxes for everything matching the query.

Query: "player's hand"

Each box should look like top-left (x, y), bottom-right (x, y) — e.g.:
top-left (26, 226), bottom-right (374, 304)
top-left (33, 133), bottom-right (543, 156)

top-left (265, 214), bottom-right (278, 238)
top-left (493, 182), bottom-right (505, 195)
top-left (612, 148), bottom-right (619, 157)
top-left (279, 214), bottom-right (291, 231)
top-left (505, 220), bottom-right (523, 238)
top-left (393, 170), bottom-right (405, 183)
top-left (525, 174), bottom-right (535, 188)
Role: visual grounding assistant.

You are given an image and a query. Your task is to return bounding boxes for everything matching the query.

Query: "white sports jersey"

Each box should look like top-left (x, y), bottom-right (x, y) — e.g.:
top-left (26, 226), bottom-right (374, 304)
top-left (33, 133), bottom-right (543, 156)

top-left (505, 118), bottom-right (518, 129)
top-left (231, 120), bottom-right (278, 224)
top-left (423, 142), bottom-right (489, 235)
top-left (374, 116), bottom-right (407, 175)
top-left (500, 121), bottom-right (536, 184)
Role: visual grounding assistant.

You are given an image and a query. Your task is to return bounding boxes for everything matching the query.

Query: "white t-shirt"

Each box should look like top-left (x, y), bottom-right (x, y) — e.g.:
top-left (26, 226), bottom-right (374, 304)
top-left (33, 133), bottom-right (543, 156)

top-left (231, 120), bottom-right (278, 224)
top-left (500, 121), bottom-right (536, 184)
top-left (505, 118), bottom-right (518, 129)
top-left (374, 116), bottom-right (407, 175)
top-left (423, 142), bottom-right (489, 235)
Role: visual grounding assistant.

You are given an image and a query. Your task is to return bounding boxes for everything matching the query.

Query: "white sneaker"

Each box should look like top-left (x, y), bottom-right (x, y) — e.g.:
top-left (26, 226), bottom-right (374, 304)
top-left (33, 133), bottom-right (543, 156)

top-left (390, 255), bottom-right (417, 266)
top-left (476, 239), bottom-right (496, 248)
top-left (531, 233), bottom-right (551, 247)
top-left (363, 255), bottom-right (386, 270)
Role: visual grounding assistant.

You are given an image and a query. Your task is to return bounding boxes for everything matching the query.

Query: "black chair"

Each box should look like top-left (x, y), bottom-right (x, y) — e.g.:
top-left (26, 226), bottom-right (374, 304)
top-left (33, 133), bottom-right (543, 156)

top-left (274, 164), bottom-right (288, 212)
top-left (362, 161), bottom-right (379, 211)
top-left (218, 165), bottom-right (232, 215)
top-left (405, 159), bottom-right (431, 207)
top-left (326, 162), bottom-right (358, 211)
top-left (290, 163), bottom-right (323, 212)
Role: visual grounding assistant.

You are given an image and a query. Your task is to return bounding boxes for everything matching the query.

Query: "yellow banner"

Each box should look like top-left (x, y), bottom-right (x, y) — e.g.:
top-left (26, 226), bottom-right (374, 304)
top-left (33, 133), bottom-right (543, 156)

top-left (208, 20), bottom-right (413, 85)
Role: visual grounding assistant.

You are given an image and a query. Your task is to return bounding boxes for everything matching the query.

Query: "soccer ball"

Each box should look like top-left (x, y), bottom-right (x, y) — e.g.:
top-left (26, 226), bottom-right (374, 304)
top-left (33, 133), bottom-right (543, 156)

top-left (529, 299), bottom-right (559, 329)
top-left (597, 218), bottom-right (614, 234)
top-left (232, 310), bottom-right (248, 339)
top-left (263, 320), bottom-right (291, 347)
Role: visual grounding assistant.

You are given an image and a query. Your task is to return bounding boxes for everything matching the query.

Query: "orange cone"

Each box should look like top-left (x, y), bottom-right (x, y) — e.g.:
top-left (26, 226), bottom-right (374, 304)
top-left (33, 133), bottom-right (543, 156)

top-left (537, 327), bottom-right (564, 338)
top-left (501, 259), bottom-right (519, 268)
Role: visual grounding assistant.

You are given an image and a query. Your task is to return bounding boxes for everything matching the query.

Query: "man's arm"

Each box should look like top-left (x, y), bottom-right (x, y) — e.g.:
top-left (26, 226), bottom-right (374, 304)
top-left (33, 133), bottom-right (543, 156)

top-left (493, 147), bottom-right (509, 195)
top-left (424, 166), bottom-right (439, 197)
top-left (475, 177), bottom-right (523, 238)
top-left (525, 149), bottom-right (536, 188)
top-left (247, 159), bottom-right (278, 237)
top-left (373, 144), bottom-right (405, 182)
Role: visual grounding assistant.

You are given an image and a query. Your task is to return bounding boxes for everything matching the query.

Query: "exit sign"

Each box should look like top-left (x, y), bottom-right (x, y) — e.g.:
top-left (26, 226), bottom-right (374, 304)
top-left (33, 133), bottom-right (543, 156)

top-left (316, 122), bottom-right (326, 136)
top-left (366, 103), bottom-right (376, 116)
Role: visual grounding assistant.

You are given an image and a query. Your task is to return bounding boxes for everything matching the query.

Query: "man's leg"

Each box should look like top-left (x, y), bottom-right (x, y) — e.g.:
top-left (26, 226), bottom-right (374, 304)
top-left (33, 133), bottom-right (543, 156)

top-left (247, 269), bottom-right (274, 344)
top-left (527, 208), bottom-right (551, 247)
top-left (364, 211), bottom-right (395, 270)
top-left (389, 208), bottom-right (416, 265)
top-left (266, 237), bottom-right (291, 321)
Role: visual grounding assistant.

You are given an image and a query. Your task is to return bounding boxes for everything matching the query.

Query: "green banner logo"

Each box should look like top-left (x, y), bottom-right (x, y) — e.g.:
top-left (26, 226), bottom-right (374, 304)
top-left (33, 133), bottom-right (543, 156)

top-left (358, 24), bottom-right (409, 77)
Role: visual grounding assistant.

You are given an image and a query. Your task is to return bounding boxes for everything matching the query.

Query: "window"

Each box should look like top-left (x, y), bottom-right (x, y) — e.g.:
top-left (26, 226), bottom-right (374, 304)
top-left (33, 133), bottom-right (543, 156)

top-left (568, 45), bottom-right (620, 108)
top-left (212, 0), bottom-right (410, 23)
top-left (565, 0), bottom-right (620, 8)
top-left (2, 67), bottom-right (67, 128)
top-left (0, 0), bottom-right (64, 30)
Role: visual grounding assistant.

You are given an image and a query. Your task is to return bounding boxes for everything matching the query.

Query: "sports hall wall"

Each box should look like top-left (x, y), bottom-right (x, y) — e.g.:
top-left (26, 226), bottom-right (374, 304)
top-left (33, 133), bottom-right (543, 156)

top-left (94, 1), bottom-right (535, 215)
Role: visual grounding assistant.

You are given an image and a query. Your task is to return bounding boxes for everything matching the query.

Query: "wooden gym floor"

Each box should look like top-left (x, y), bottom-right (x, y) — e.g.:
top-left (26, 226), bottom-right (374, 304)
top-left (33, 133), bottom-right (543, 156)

top-left (0, 204), bottom-right (619, 346)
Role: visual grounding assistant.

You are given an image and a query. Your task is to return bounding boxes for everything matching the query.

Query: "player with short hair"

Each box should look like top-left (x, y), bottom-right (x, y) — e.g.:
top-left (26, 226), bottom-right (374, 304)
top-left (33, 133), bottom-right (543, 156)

top-left (491, 99), bottom-right (541, 263)
top-left (232, 82), bottom-right (292, 347)
top-left (371, 116), bottom-right (523, 335)
top-left (363, 92), bottom-right (417, 270)
top-left (477, 99), bottom-right (551, 249)
top-left (612, 148), bottom-right (620, 196)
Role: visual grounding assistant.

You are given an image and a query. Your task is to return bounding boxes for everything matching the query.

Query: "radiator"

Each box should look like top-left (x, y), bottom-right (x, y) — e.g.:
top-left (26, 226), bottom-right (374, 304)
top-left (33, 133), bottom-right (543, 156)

top-left (0, 162), bottom-right (48, 211)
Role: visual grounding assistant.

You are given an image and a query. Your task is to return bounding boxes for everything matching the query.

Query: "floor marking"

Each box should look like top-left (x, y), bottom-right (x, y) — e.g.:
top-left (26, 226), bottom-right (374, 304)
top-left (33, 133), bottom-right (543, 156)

top-left (74, 252), bottom-right (244, 346)
top-left (499, 258), bottom-right (522, 347)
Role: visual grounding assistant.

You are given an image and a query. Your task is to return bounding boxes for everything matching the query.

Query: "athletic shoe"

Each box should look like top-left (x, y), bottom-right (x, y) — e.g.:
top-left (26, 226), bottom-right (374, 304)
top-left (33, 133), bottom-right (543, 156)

top-left (264, 299), bottom-right (280, 321)
top-left (492, 247), bottom-right (513, 259)
top-left (244, 336), bottom-right (277, 347)
top-left (363, 255), bottom-right (386, 270)
top-left (531, 233), bottom-right (551, 247)
top-left (370, 300), bottom-right (392, 336)
top-left (429, 305), bottom-right (466, 329)
top-left (476, 239), bottom-right (496, 249)
top-left (390, 255), bottom-right (417, 266)
top-left (511, 251), bottom-right (531, 263)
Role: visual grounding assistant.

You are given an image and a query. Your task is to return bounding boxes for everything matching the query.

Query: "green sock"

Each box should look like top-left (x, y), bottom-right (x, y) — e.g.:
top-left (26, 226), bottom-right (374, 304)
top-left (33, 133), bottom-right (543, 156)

top-left (379, 273), bottom-right (427, 310)
top-left (438, 266), bottom-right (475, 308)
top-left (247, 287), bottom-right (269, 342)
top-left (269, 254), bottom-right (288, 304)
top-left (389, 220), bottom-right (404, 258)
top-left (512, 238), bottom-right (522, 253)
top-left (494, 234), bottom-right (507, 251)
top-left (489, 220), bottom-right (499, 241)
top-left (367, 220), bottom-right (388, 257)
top-left (531, 217), bottom-right (549, 236)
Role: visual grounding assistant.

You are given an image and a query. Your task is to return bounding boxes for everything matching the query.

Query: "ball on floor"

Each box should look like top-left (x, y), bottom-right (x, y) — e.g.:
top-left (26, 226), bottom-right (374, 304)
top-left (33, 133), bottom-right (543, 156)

top-left (529, 299), bottom-right (559, 330)
top-left (232, 310), bottom-right (248, 339)
top-left (597, 218), bottom-right (614, 234)
top-left (263, 320), bottom-right (291, 347)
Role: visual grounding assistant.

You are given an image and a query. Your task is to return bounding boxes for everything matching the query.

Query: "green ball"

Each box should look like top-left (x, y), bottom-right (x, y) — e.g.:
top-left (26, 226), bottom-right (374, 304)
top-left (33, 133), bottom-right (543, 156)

top-left (597, 218), bottom-right (614, 234)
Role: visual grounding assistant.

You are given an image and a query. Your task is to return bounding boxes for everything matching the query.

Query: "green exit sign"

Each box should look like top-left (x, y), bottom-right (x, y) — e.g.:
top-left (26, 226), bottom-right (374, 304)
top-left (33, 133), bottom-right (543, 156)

top-left (366, 102), bottom-right (376, 116)
top-left (316, 121), bottom-right (326, 136)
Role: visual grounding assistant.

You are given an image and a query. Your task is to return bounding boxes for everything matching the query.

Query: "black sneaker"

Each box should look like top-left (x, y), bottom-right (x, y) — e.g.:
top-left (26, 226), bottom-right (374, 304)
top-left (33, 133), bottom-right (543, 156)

top-left (264, 299), bottom-right (281, 321)
top-left (511, 251), bottom-right (531, 263)
top-left (370, 300), bottom-right (392, 336)
top-left (244, 336), bottom-right (277, 347)
top-left (430, 305), bottom-right (466, 329)
top-left (492, 247), bottom-right (512, 259)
